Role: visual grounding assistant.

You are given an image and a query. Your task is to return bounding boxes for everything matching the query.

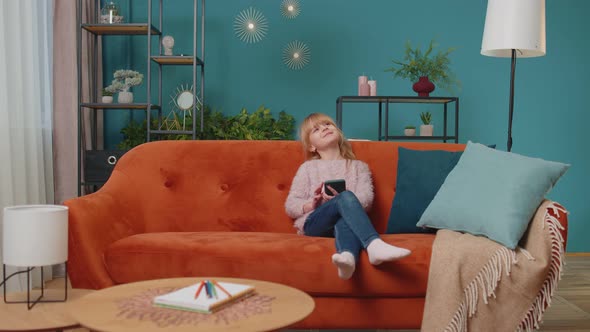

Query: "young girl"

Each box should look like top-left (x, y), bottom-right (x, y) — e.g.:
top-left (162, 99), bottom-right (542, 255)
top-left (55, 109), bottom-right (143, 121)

top-left (285, 113), bottom-right (411, 280)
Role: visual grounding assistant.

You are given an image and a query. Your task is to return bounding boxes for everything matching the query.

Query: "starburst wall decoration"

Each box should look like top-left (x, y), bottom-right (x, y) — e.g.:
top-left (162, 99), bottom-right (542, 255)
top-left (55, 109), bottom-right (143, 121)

top-left (234, 7), bottom-right (268, 44)
top-left (283, 40), bottom-right (310, 70)
top-left (281, 0), bottom-right (301, 19)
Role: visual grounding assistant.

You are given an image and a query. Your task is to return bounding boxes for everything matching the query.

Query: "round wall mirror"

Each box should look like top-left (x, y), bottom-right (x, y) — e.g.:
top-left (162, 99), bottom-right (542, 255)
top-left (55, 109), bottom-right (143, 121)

top-left (176, 91), bottom-right (194, 110)
top-left (159, 84), bottom-right (202, 132)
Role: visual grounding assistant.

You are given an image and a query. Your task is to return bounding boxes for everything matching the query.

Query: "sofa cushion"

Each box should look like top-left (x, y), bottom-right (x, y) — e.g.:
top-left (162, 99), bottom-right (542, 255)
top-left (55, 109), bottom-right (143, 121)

top-left (386, 148), bottom-right (462, 234)
top-left (105, 232), bottom-right (434, 297)
top-left (417, 142), bottom-right (569, 249)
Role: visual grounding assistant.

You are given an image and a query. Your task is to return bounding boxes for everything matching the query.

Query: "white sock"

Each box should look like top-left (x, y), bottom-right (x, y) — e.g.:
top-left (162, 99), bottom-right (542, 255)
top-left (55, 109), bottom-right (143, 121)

top-left (367, 239), bottom-right (411, 265)
top-left (331, 251), bottom-right (356, 280)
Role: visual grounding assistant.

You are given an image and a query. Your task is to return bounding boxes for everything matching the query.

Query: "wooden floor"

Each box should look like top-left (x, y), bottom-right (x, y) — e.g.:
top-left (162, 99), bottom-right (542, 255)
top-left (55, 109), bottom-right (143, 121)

top-left (54, 255), bottom-right (590, 331)
top-left (539, 255), bottom-right (590, 331)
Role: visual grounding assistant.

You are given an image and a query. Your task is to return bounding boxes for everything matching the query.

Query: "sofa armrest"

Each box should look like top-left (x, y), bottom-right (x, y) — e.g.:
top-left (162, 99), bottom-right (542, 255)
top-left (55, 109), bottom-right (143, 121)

top-left (65, 170), bottom-right (139, 289)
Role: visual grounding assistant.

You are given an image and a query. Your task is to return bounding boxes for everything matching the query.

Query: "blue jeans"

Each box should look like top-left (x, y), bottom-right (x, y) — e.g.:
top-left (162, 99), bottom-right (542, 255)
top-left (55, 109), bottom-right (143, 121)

top-left (303, 191), bottom-right (380, 262)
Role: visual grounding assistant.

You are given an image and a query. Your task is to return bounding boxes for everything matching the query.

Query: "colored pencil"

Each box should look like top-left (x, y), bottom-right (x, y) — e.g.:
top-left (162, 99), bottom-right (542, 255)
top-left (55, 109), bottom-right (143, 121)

top-left (212, 280), bottom-right (232, 298)
top-left (208, 280), bottom-right (218, 299)
top-left (194, 281), bottom-right (205, 299)
top-left (204, 280), bottom-right (212, 298)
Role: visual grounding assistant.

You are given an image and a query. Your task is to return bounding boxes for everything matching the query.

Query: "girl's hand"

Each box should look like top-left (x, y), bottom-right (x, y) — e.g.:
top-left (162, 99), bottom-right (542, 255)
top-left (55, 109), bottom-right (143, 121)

top-left (322, 185), bottom-right (339, 201)
top-left (302, 182), bottom-right (324, 213)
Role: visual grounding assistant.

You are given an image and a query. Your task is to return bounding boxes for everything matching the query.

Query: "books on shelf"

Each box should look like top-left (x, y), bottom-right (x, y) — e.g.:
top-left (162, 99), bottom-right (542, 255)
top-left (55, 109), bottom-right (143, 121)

top-left (153, 280), bottom-right (256, 314)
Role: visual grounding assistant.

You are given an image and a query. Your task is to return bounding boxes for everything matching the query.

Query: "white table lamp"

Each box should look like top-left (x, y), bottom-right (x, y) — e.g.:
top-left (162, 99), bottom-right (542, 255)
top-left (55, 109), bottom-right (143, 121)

top-left (2, 205), bottom-right (69, 309)
top-left (481, 0), bottom-right (546, 151)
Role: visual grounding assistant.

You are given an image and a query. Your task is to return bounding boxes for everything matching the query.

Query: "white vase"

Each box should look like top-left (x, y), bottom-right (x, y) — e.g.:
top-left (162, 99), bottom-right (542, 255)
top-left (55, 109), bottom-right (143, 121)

top-left (420, 124), bottom-right (434, 136)
top-left (404, 128), bottom-right (416, 136)
top-left (101, 96), bottom-right (113, 104)
top-left (118, 91), bottom-right (133, 104)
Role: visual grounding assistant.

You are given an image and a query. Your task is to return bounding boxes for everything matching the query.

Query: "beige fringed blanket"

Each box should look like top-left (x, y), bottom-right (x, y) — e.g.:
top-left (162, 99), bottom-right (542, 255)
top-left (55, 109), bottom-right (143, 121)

top-left (421, 200), bottom-right (567, 332)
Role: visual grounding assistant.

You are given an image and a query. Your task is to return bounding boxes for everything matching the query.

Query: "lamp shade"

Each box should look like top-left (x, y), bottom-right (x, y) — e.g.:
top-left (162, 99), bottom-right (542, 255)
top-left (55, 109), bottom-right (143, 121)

top-left (481, 0), bottom-right (546, 58)
top-left (2, 205), bottom-right (68, 267)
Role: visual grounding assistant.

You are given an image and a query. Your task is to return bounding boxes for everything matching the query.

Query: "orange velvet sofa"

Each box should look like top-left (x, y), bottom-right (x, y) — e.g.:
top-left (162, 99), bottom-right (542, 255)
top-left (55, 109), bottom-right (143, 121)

top-left (64, 140), bottom-right (568, 330)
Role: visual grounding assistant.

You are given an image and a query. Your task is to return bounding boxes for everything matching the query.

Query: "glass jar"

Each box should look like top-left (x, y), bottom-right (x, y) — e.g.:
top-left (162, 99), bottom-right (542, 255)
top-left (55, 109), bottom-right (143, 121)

top-left (100, 1), bottom-right (123, 24)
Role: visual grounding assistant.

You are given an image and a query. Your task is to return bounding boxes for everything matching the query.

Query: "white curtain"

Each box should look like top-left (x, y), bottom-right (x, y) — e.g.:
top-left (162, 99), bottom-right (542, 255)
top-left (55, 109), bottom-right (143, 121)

top-left (0, 1), bottom-right (55, 292)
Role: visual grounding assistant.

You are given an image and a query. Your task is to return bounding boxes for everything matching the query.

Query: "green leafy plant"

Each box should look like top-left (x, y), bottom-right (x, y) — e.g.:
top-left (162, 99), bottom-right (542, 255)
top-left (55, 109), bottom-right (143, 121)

top-left (106, 69), bottom-right (143, 92)
top-left (404, 125), bottom-right (415, 130)
top-left (117, 119), bottom-right (147, 150)
top-left (211, 106), bottom-right (295, 140)
top-left (385, 40), bottom-right (459, 92)
top-left (420, 112), bottom-right (432, 125)
top-left (116, 105), bottom-right (296, 150)
top-left (102, 87), bottom-right (114, 96)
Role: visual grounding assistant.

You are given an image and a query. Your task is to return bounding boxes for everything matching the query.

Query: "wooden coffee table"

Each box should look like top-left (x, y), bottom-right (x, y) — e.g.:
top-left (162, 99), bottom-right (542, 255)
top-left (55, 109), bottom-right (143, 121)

top-left (0, 288), bottom-right (93, 331)
top-left (68, 277), bottom-right (315, 332)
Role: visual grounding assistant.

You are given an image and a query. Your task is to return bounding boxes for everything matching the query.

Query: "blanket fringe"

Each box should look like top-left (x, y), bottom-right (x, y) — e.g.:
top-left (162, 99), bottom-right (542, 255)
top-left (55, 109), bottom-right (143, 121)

top-left (518, 247), bottom-right (535, 261)
top-left (443, 202), bottom-right (568, 332)
top-left (517, 202), bottom-right (567, 332)
top-left (444, 246), bottom-right (516, 332)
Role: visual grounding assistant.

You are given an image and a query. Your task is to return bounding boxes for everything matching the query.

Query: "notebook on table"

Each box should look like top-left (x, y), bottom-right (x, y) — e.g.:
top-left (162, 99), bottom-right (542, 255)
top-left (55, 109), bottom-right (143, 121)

top-left (153, 280), bottom-right (256, 314)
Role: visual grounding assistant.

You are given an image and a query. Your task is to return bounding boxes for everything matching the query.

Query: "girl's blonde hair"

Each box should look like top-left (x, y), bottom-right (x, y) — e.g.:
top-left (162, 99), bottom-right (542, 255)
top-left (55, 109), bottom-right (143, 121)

top-left (299, 113), bottom-right (356, 160)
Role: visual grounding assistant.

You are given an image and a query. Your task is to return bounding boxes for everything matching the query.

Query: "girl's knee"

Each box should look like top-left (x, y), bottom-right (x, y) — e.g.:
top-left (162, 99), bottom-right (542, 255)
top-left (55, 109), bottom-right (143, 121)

top-left (337, 190), bottom-right (359, 205)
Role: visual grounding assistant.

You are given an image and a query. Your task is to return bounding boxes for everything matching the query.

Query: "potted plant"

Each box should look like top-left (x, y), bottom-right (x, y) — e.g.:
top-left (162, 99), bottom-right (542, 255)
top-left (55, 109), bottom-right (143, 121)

top-left (404, 125), bottom-right (416, 136)
top-left (385, 40), bottom-right (458, 96)
top-left (105, 69), bottom-right (144, 103)
top-left (420, 112), bottom-right (433, 136)
top-left (101, 87), bottom-right (115, 103)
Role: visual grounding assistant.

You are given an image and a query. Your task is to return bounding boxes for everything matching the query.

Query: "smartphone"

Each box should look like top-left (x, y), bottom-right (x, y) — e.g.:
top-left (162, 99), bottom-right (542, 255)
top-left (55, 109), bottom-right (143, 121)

top-left (324, 179), bottom-right (346, 196)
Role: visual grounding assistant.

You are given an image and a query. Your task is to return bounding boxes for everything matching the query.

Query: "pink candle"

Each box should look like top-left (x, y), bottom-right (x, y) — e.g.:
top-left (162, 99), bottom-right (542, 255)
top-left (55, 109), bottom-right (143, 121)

top-left (359, 82), bottom-right (370, 96)
top-left (358, 75), bottom-right (368, 96)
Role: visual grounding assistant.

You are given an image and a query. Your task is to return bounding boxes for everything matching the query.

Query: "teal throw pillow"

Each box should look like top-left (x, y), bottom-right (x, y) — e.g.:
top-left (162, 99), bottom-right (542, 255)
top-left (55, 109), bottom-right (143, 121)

top-left (416, 141), bottom-right (569, 249)
top-left (386, 148), bottom-right (462, 234)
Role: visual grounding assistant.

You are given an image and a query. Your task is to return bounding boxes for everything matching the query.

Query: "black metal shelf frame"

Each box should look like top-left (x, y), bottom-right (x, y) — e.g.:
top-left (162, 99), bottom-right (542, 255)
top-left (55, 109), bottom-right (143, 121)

top-left (336, 96), bottom-right (459, 143)
top-left (77, 0), bottom-right (205, 195)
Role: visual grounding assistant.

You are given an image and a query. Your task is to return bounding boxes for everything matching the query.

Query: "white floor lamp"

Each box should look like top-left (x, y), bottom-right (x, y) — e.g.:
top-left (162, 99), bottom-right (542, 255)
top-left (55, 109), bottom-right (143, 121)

top-left (481, 0), bottom-right (546, 152)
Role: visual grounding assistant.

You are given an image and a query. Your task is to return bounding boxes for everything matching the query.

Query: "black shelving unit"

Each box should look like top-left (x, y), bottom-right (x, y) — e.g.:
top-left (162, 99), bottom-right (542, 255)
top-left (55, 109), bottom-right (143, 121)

top-left (149, 0), bottom-right (205, 139)
top-left (336, 96), bottom-right (459, 142)
top-left (77, 0), bottom-right (205, 195)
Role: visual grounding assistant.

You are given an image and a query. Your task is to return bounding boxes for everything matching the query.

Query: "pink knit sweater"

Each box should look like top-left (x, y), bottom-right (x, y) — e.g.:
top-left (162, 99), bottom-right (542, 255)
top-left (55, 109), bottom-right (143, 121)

top-left (285, 159), bottom-right (374, 234)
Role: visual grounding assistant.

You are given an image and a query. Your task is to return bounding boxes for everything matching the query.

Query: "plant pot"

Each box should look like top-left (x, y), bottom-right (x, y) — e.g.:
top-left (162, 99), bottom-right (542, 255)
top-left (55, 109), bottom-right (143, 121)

top-left (118, 91), bottom-right (133, 104)
top-left (420, 124), bottom-right (434, 136)
top-left (413, 76), bottom-right (435, 97)
top-left (404, 128), bottom-right (416, 136)
top-left (101, 96), bottom-right (113, 103)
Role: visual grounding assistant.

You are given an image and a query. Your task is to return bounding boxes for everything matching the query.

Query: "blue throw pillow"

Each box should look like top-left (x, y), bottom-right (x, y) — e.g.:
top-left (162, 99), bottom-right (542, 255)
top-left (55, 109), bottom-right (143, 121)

top-left (386, 148), bottom-right (462, 234)
top-left (416, 142), bottom-right (570, 249)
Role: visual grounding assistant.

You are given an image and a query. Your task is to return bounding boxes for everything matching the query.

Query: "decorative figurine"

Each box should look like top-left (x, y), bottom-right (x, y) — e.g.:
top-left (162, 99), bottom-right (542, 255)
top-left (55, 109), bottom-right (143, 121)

top-left (162, 35), bottom-right (175, 56)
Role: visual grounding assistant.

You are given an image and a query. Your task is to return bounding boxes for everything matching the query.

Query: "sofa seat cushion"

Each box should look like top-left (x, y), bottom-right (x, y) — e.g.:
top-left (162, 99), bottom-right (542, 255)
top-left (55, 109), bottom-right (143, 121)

top-left (104, 232), bottom-right (434, 297)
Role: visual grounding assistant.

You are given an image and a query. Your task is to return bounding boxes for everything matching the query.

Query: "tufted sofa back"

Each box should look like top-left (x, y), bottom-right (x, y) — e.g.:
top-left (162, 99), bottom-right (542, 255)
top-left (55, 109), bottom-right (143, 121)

top-left (106, 140), bottom-right (465, 234)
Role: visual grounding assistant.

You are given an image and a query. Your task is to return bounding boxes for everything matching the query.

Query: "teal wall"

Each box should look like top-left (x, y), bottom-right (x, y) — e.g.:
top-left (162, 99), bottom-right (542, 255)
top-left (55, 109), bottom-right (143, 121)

top-left (102, 0), bottom-right (589, 252)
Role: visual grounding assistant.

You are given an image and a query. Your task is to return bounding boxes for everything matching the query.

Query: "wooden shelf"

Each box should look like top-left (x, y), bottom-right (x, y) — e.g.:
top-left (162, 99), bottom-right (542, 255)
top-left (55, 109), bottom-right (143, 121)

top-left (383, 136), bottom-right (457, 140)
top-left (81, 24), bottom-right (161, 35)
top-left (337, 96), bottom-right (457, 104)
top-left (81, 103), bottom-right (161, 110)
top-left (151, 56), bottom-right (204, 66)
